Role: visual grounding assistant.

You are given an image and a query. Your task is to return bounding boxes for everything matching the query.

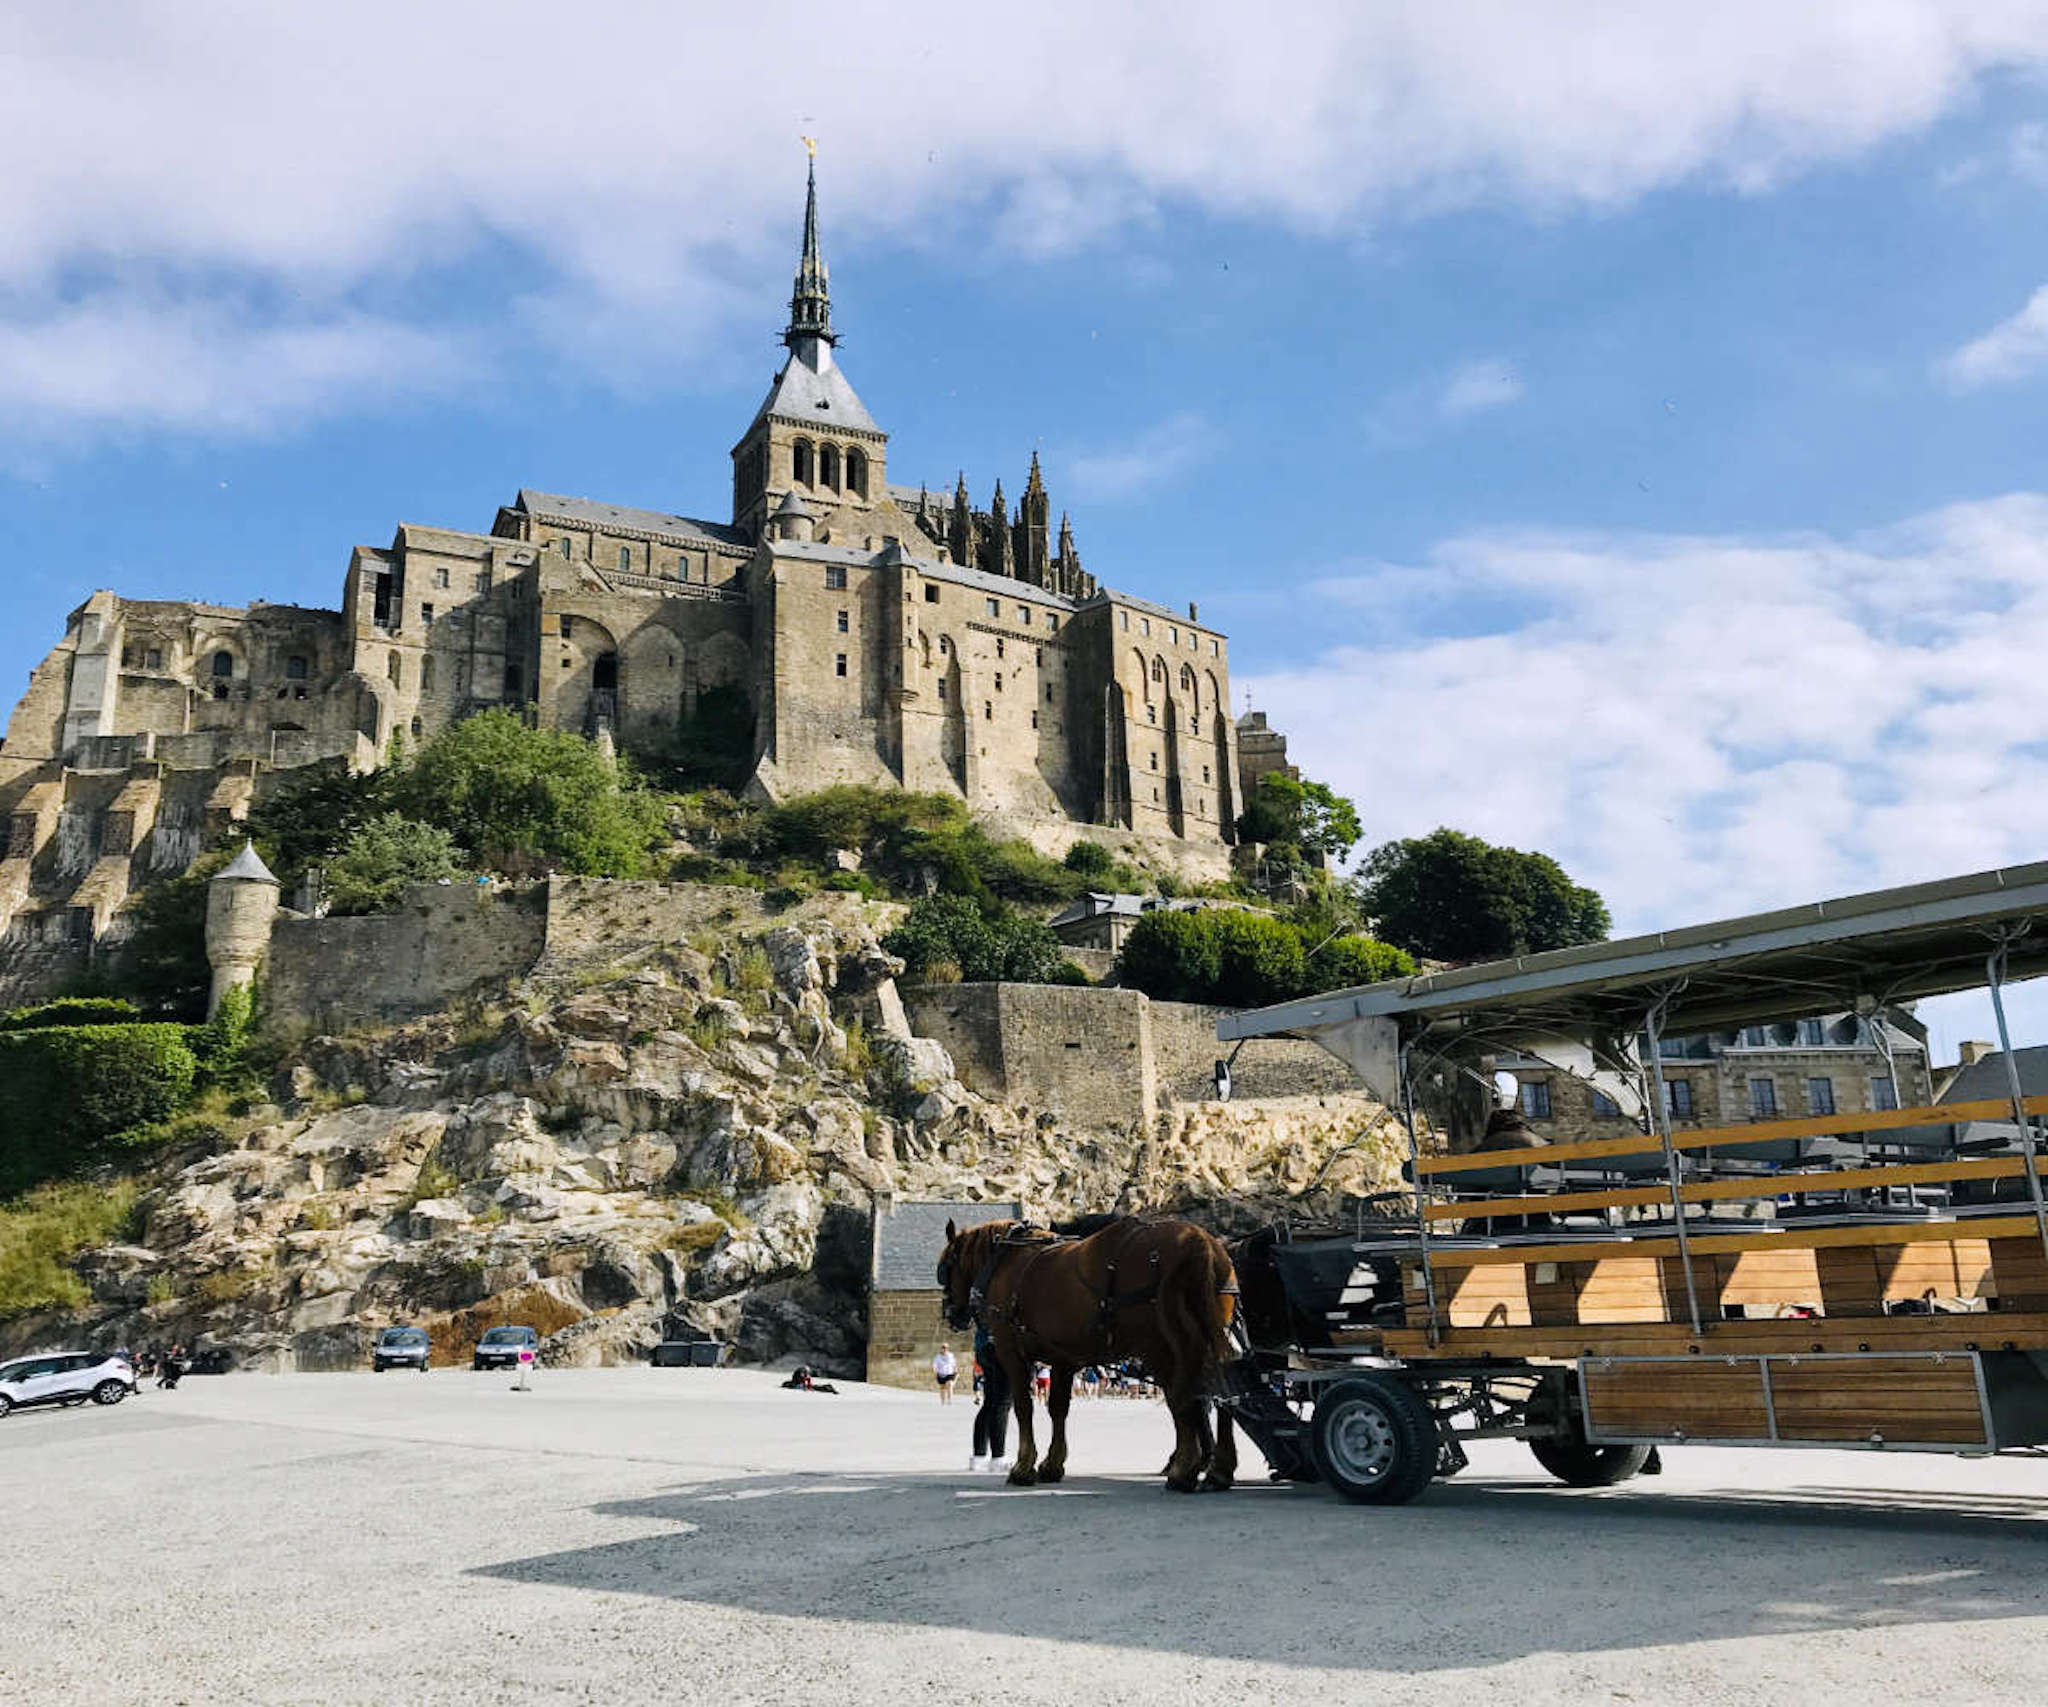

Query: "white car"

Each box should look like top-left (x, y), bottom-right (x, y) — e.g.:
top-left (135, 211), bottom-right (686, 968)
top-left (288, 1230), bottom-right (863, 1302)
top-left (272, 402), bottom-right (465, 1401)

top-left (0, 1351), bottom-right (136, 1417)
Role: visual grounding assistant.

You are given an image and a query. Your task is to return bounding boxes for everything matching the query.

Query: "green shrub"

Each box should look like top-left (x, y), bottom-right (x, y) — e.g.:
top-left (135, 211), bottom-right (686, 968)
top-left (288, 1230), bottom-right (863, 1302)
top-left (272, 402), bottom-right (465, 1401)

top-left (0, 1180), bottom-right (141, 1319)
top-left (884, 895), bottom-right (1069, 985)
top-left (0, 1025), bottom-right (200, 1196)
top-left (325, 813), bottom-right (462, 915)
top-left (1063, 839), bottom-right (1117, 878)
top-left (114, 849), bottom-right (232, 1019)
top-left (0, 997), bottom-right (140, 1032)
top-left (1115, 907), bottom-right (1413, 1008)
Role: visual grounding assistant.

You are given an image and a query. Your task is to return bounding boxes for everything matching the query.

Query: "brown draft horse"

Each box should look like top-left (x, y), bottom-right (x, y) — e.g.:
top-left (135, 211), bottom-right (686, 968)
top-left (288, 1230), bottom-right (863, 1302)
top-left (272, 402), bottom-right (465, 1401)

top-left (936, 1216), bottom-right (1240, 1492)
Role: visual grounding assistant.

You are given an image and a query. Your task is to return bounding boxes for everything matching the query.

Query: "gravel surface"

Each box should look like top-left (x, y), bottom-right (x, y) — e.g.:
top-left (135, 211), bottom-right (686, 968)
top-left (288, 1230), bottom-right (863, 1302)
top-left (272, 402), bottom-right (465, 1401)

top-left (4, 1368), bottom-right (2046, 1705)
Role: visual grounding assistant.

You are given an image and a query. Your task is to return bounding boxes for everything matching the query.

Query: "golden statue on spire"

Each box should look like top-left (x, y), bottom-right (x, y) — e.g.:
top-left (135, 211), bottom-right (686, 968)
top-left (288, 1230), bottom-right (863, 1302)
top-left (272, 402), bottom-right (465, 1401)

top-left (802, 136), bottom-right (817, 159)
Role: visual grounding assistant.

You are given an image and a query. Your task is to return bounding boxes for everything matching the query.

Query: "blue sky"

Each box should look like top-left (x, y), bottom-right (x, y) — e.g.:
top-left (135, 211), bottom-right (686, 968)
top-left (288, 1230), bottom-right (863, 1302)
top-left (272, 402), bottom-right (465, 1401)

top-left (10, 4), bottom-right (2048, 1055)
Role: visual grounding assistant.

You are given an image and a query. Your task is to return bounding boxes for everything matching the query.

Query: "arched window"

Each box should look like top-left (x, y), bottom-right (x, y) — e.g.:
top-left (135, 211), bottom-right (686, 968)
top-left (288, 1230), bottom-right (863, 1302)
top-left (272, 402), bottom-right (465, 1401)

top-left (421, 655), bottom-right (436, 692)
top-left (211, 651), bottom-right (234, 679)
top-left (387, 652), bottom-right (403, 688)
top-left (792, 439), bottom-right (814, 486)
top-left (1180, 664), bottom-right (1195, 695)
top-left (846, 447), bottom-right (867, 497)
top-left (1151, 657), bottom-right (1166, 684)
top-left (939, 635), bottom-right (952, 657)
top-left (820, 443), bottom-right (840, 490)
top-left (504, 663), bottom-right (524, 700)
top-left (559, 536), bottom-right (573, 559)
top-left (285, 655), bottom-right (309, 680)
top-left (618, 545), bottom-right (631, 571)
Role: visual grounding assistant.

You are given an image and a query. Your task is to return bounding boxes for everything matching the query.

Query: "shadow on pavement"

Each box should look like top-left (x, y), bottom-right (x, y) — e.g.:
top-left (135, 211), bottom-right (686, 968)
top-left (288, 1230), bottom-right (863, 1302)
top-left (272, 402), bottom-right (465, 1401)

top-left (470, 1467), bottom-right (2048, 1671)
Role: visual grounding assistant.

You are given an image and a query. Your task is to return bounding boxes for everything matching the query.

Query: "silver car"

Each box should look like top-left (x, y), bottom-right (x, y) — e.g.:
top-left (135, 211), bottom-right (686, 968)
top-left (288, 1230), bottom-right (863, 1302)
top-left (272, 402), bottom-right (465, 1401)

top-left (372, 1326), bottom-right (431, 1373)
top-left (0, 1351), bottom-right (136, 1417)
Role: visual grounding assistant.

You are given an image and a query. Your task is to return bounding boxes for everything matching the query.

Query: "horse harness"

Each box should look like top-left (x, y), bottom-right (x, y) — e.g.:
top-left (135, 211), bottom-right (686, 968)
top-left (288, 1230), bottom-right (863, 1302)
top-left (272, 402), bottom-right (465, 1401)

top-left (973, 1217), bottom-right (1168, 1357)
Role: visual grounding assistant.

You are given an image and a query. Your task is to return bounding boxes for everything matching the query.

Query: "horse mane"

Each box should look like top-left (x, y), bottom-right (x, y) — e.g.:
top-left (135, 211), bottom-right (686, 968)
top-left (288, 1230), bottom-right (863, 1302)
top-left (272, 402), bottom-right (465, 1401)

top-left (1051, 1211), bottom-right (1127, 1239)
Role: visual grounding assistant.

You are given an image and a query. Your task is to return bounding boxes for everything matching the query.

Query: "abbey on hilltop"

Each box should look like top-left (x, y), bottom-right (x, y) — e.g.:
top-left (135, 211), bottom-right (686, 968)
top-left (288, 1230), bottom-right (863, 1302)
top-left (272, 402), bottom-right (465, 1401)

top-left (1, 158), bottom-right (1286, 956)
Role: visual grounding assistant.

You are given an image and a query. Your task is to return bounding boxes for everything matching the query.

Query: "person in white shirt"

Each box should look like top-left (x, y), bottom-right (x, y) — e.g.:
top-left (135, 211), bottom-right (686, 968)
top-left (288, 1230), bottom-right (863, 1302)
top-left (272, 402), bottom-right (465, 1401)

top-left (932, 1343), bottom-right (957, 1404)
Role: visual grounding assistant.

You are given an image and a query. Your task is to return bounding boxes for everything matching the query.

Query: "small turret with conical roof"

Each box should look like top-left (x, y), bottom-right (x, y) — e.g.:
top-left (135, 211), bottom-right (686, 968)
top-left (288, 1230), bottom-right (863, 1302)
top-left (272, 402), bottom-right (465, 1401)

top-left (204, 840), bottom-right (280, 1019)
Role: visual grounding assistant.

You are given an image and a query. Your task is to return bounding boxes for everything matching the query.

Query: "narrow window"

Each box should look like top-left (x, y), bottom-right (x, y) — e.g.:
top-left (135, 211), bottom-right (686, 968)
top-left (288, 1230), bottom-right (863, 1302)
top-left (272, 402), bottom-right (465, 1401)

top-left (1870, 1075), bottom-right (1898, 1112)
top-left (1748, 1077), bottom-right (1778, 1118)
top-left (421, 604), bottom-right (434, 625)
top-left (121, 644), bottom-right (138, 667)
top-left (1146, 704), bottom-right (1157, 724)
top-left (1018, 606), bottom-right (1030, 624)
top-left (983, 701), bottom-right (992, 721)
top-left (986, 597), bottom-right (1000, 618)
top-left (435, 567), bottom-right (451, 589)
top-left (1663, 1078), bottom-right (1694, 1118)
top-left (835, 654), bottom-right (848, 677)
top-left (1211, 639), bottom-right (1219, 656)
top-left (1151, 658), bottom-right (1165, 683)
top-left (996, 638), bottom-right (1005, 659)
top-left (1807, 1077), bottom-right (1836, 1115)
top-left (820, 443), bottom-right (840, 489)
top-left (421, 655), bottom-right (436, 692)
top-left (846, 447), bottom-right (868, 497)
top-left (618, 546), bottom-right (631, 571)
top-left (1140, 617), bottom-right (1150, 636)
top-left (1519, 1081), bottom-right (1552, 1120)
top-left (410, 716), bottom-right (423, 738)
top-left (1118, 611), bottom-right (1128, 631)
top-left (826, 566), bottom-right (847, 590)
top-left (559, 536), bottom-right (572, 558)
top-left (1201, 765), bottom-right (1210, 783)
top-left (387, 652), bottom-right (403, 687)
top-left (939, 636), bottom-right (952, 656)
top-left (1044, 684), bottom-right (1053, 703)
top-left (1047, 614), bottom-right (1059, 633)
top-left (924, 585), bottom-right (940, 604)
top-left (477, 569), bottom-right (493, 594)
top-left (1030, 710), bottom-right (1039, 729)
top-left (1169, 626), bottom-right (1179, 645)
top-left (994, 673), bottom-right (1002, 692)
top-left (1149, 752), bottom-right (1159, 770)
top-left (558, 614), bottom-right (573, 637)
top-left (937, 678), bottom-right (947, 702)
top-left (286, 655), bottom-right (309, 680)
top-left (836, 609), bottom-right (849, 633)
top-left (211, 651), bottom-right (233, 679)
top-left (793, 440), bottom-right (814, 486)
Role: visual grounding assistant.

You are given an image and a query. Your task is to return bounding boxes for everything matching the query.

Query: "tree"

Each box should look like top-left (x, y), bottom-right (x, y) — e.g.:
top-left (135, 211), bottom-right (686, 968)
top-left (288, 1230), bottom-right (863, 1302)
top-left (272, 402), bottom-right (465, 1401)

top-left (394, 710), bottom-right (667, 878)
top-left (1235, 774), bottom-right (1361, 863)
top-left (241, 763), bottom-right (393, 890)
top-left (324, 815), bottom-right (463, 915)
top-left (882, 895), bottom-right (1078, 985)
top-left (1356, 828), bottom-right (1611, 963)
top-left (1116, 906), bottom-right (1414, 1007)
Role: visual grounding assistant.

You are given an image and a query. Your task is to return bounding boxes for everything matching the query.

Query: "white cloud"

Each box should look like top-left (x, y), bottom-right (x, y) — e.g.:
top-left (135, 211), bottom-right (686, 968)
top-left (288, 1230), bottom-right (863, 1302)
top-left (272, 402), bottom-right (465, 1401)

top-left (1062, 412), bottom-right (1221, 501)
top-left (1243, 496), bottom-right (2048, 952)
top-left (1940, 285), bottom-right (2048, 390)
top-left (1437, 359), bottom-right (1523, 419)
top-left (6, 2), bottom-right (2048, 442)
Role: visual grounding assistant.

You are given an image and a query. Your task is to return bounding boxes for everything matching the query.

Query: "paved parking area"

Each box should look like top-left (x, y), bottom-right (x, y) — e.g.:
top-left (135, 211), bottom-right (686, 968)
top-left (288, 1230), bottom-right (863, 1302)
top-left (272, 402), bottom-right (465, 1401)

top-left (4, 1368), bottom-right (2047, 1705)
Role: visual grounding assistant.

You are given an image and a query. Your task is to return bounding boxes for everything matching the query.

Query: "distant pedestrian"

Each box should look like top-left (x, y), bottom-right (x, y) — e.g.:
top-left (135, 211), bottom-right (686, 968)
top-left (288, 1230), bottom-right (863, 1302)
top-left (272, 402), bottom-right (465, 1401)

top-left (157, 1344), bottom-right (186, 1390)
top-left (932, 1343), bottom-right (957, 1404)
top-left (1034, 1363), bottom-right (1051, 1402)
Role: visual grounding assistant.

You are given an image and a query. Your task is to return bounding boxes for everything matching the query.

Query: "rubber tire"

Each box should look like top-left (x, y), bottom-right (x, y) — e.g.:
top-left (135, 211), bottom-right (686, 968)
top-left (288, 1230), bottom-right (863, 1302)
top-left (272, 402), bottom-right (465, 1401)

top-left (0, 1394), bottom-right (11, 1418)
top-left (1527, 1436), bottom-right (1652, 1487)
top-left (1311, 1375), bottom-right (1439, 1506)
top-left (91, 1380), bottom-right (127, 1407)
top-left (373, 1362), bottom-right (386, 1373)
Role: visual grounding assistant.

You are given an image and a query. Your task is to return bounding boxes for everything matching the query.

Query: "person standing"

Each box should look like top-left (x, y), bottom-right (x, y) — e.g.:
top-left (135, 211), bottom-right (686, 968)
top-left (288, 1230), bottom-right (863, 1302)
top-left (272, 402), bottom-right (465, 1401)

top-left (969, 1321), bottom-right (1011, 1472)
top-left (932, 1342), bottom-right (957, 1405)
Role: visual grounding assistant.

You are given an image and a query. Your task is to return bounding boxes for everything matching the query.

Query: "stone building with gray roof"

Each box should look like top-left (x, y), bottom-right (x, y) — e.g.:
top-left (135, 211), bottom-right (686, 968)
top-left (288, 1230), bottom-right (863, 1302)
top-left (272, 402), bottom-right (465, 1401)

top-left (866, 1195), bottom-right (1023, 1390)
top-left (1, 159), bottom-right (1269, 983)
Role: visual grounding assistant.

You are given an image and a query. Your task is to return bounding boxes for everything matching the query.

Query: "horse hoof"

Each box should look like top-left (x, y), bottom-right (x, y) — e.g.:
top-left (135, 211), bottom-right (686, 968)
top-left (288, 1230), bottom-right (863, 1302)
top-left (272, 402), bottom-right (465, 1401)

top-left (1164, 1475), bottom-right (1200, 1495)
top-left (1037, 1463), bottom-right (1065, 1485)
top-left (1202, 1475), bottom-right (1234, 1493)
top-left (1006, 1466), bottom-right (1037, 1487)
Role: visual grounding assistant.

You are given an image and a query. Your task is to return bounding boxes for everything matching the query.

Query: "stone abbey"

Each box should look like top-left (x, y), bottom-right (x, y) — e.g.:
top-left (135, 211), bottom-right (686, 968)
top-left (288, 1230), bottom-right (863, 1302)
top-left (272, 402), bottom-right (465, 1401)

top-left (1, 161), bottom-right (1283, 964)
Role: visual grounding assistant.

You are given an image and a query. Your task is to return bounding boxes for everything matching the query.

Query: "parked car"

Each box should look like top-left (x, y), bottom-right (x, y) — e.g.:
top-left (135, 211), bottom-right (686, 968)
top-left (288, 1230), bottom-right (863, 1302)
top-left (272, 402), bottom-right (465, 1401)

top-left (0, 1351), bottom-right (136, 1417)
top-left (372, 1326), bottom-right (431, 1373)
top-left (472, 1326), bottom-right (539, 1371)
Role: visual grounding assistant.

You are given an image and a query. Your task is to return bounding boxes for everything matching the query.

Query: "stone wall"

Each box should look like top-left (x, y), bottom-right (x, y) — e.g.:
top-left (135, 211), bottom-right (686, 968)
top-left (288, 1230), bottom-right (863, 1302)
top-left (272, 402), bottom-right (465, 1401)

top-left (266, 884), bottom-right (549, 1033)
top-left (1149, 1000), bottom-right (1362, 1104)
top-left (866, 1287), bottom-right (952, 1392)
top-left (902, 983), bottom-right (1156, 1128)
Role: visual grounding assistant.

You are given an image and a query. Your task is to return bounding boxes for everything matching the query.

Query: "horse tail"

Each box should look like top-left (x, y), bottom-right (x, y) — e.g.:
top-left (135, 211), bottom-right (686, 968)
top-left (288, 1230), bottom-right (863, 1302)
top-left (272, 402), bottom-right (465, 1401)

top-left (1159, 1227), bottom-right (1236, 1391)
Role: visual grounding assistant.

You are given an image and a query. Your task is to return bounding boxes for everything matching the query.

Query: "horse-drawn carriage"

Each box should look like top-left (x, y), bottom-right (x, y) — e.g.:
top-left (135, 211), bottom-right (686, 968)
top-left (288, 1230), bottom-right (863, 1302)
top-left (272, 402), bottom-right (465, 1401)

top-left (1208, 860), bottom-right (2048, 1504)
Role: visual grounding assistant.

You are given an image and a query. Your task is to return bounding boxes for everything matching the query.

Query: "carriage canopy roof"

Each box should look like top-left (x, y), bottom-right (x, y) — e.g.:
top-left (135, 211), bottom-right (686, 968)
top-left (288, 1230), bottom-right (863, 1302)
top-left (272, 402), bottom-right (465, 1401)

top-left (1218, 859), bottom-right (2048, 1049)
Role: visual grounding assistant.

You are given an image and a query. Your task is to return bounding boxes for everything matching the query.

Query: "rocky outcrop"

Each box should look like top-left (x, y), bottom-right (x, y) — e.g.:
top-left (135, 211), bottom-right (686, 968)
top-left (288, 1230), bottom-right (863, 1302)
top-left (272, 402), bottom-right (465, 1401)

top-left (6, 913), bottom-right (1399, 1377)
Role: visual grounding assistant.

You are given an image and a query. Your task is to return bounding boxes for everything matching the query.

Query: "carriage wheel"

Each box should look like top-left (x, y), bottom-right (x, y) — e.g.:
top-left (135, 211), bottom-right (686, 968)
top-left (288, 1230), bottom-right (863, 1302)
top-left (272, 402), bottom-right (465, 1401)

top-left (1524, 1376), bottom-right (1651, 1487)
top-left (1311, 1375), bottom-right (1438, 1506)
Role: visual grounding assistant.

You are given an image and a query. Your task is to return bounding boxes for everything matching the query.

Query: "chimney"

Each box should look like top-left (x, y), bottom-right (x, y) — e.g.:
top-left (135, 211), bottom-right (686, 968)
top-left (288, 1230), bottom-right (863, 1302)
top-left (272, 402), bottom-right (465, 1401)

top-left (1957, 1040), bottom-right (1998, 1067)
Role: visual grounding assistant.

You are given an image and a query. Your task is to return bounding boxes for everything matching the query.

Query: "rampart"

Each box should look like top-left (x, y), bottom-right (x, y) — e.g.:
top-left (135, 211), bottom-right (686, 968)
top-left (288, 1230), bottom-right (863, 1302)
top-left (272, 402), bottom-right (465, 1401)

top-left (900, 983), bottom-right (1362, 1128)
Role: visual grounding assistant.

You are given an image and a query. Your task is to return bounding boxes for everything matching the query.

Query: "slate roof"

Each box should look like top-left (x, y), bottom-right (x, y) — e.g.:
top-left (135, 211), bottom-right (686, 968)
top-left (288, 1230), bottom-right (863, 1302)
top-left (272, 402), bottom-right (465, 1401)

top-left (1940, 1046), bottom-right (2048, 1104)
top-left (515, 490), bottom-right (750, 549)
top-left (874, 1199), bottom-right (1022, 1292)
top-left (216, 842), bottom-right (279, 886)
top-left (748, 348), bottom-right (879, 434)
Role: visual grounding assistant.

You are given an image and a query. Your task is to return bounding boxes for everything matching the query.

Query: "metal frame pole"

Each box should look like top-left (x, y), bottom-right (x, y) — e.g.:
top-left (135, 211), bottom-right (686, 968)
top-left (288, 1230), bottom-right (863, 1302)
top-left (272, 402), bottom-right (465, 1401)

top-left (1640, 985), bottom-right (1706, 1337)
top-left (1399, 1041), bottom-right (1441, 1348)
top-left (1985, 928), bottom-right (2048, 1261)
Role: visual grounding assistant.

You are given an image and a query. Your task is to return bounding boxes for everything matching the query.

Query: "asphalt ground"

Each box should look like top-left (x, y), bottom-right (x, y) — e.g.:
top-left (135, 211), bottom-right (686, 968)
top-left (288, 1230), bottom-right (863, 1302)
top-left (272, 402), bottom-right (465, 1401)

top-left (3, 1368), bottom-right (2046, 1706)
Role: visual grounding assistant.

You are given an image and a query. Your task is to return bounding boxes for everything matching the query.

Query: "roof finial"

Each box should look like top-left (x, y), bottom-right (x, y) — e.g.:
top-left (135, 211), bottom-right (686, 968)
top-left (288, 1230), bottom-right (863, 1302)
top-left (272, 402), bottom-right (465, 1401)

top-left (785, 141), bottom-right (834, 351)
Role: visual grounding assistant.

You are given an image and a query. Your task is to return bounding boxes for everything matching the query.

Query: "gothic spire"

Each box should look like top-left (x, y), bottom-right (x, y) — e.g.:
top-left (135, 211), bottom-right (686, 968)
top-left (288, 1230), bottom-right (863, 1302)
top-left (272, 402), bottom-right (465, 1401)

top-left (784, 143), bottom-right (834, 350)
top-left (948, 472), bottom-right (974, 569)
